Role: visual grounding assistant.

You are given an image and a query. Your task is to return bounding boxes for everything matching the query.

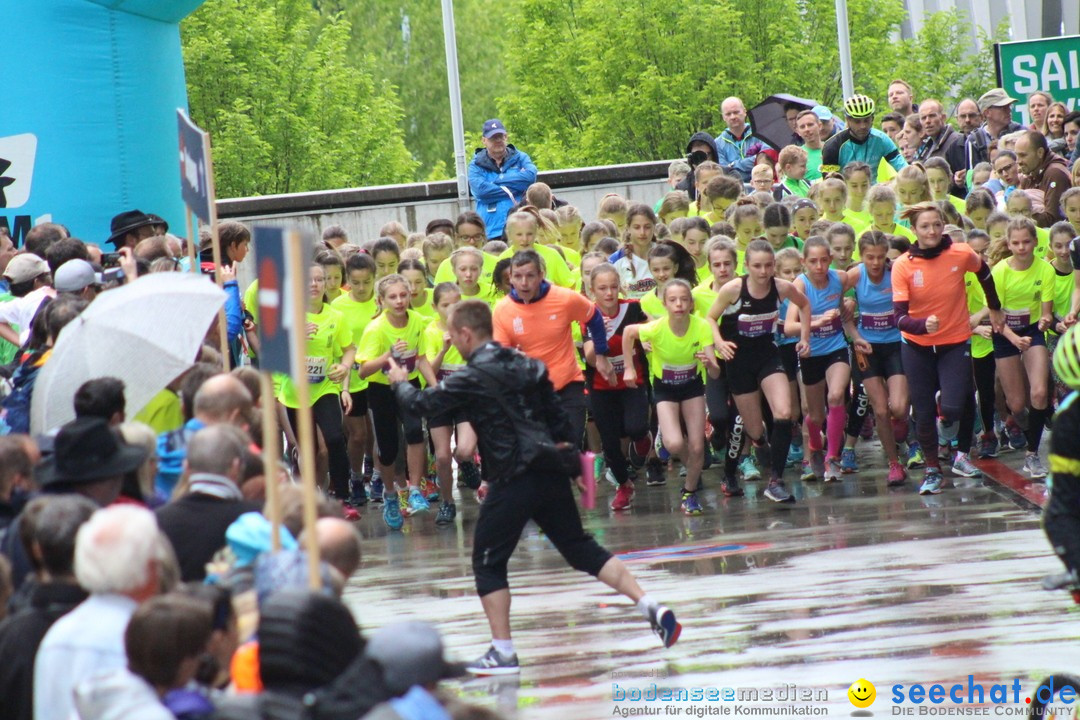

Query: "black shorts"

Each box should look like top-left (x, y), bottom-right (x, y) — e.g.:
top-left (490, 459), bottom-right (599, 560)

top-left (727, 344), bottom-right (786, 395)
top-left (993, 323), bottom-right (1047, 359)
top-left (429, 411), bottom-right (465, 430)
top-left (346, 388), bottom-right (368, 418)
top-left (799, 346), bottom-right (849, 386)
top-left (652, 375), bottom-right (705, 404)
top-left (862, 341), bottom-right (904, 379)
top-left (778, 343), bottom-right (799, 380)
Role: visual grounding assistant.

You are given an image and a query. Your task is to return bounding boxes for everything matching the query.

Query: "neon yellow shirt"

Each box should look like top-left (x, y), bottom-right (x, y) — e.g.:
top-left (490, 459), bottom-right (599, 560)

top-left (691, 278), bottom-right (720, 317)
top-left (991, 257), bottom-right (1055, 329)
top-left (410, 288), bottom-right (436, 319)
top-left (640, 288), bottom-right (667, 319)
top-left (637, 315), bottom-right (713, 383)
top-left (356, 310), bottom-right (428, 385)
top-left (133, 389), bottom-right (184, 435)
top-left (423, 319), bottom-right (466, 381)
top-left (497, 243), bottom-right (574, 288)
top-left (275, 304), bottom-right (353, 409)
top-left (433, 251), bottom-right (498, 292)
top-left (331, 292), bottom-right (379, 393)
top-left (964, 273), bottom-right (993, 359)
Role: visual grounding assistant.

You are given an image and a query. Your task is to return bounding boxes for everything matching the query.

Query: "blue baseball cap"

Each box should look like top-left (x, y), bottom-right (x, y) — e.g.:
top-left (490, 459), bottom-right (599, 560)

top-left (482, 119), bottom-right (507, 138)
top-left (811, 105), bottom-right (834, 122)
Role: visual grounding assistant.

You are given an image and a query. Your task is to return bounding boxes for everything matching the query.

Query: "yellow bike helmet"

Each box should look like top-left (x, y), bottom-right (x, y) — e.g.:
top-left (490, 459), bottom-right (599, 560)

top-left (1054, 324), bottom-right (1080, 391)
top-left (843, 94), bottom-right (876, 119)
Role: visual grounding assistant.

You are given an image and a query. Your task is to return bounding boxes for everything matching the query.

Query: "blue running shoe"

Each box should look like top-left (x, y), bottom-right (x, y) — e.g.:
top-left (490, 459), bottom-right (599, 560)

top-left (738, 455), bottom-right (761, 481)
top-left (680, 491), bottom-right (703, 516)
top-left (648, 604), bottom-right (682, 648)
top-left (907, 442), bottom-right (925, 469)
top-left (919, 468), bottom-right (943, 495)
top-left (408, 487), bottom-right (430, 514)
top-left (786, 442), bottom-right (804, 467)
top-left (383, 495), bottom-right (403, 530)
top-left (369, 474), bottom-right (385, 503)
top-left (840, 448), bottom-right (858, 473)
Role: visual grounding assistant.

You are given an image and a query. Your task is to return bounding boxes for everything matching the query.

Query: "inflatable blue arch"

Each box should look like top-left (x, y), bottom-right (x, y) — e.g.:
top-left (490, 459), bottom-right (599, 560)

top-left (2, 0), bottom-right (205, 246)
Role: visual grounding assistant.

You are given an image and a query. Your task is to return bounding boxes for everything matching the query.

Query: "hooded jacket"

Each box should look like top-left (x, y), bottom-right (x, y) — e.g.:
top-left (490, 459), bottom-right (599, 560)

top-left (963, 120), bottom-right (1023, 169)
top-left (676, 132), bottom-right (721, 200)
top-left (915, 125), bottom-right (967, 175)
top-left (1022, 151), bottom-right (1072, 227)
top-left (467, 145), bottom-right (537, 239)
top-left (716, 125), bottom-right (763, 182)
top-left (394, 341), bottom-right (574, 484)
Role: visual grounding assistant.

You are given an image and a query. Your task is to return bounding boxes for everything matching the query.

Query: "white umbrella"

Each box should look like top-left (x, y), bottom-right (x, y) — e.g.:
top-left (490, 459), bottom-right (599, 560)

top-left (31, 272), bottom-right (226, 434)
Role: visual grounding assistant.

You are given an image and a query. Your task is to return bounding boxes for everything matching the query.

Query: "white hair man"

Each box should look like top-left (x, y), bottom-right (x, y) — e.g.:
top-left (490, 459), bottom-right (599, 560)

top-left (33, 505), bottom-right (162, 720)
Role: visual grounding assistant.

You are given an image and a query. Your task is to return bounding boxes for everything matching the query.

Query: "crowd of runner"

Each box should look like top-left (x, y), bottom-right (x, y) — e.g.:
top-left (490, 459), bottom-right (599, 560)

top-left (3, 81), bottom-right (1080, 719)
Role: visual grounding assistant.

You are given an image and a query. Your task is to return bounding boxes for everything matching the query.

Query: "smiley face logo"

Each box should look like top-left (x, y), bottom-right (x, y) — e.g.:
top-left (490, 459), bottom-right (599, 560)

top-left (848, 678), bottom-right (876, 709)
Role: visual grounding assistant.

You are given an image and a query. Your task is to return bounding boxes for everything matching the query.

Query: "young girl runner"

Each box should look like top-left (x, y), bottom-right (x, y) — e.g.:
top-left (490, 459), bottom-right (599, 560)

top-left (623, 279), bottom-right (721, 515)
top-left (763, 203), bottom-right (804, 252)
top-left (398, 259), bottom-right (435, 318)
top-left (331, 252), bottom-right (380, 504)
top-left (677, 216), bottom-right (712, 281)
top-left (842, 162), bottom-right (873, 229)
top-left (775, 248), bottom-right (806, 467)
top-left (991, 217), bottom-right (1055, 478)
top-left (358, 274), bottom-right (437, 528)
top-left (785, 237), bottom-right (856, 482)
top-left (844, 231), bottom-right (910, 485)
top-left (315, 249), bottom-right (346, 302)
top-left (278, 261), bottom-right (357, 517)
top-left (924, 157), bottom-right (965, 215)
top-left (424, 282), bottom-right (479, 524)
top-left (371, 237), bottom-right (401, 279)
top-left (965, 229), bottom-right (1000, 461)
top-left (867, 185), bottom-right (917, 244)
top-left (450, 247), bottom-right (498, 307)
top-left (709, 240), bottom-right (811, 503)
top-left (613, 204), bottom-right (660, 298)
top-left (640, 242), bottom-right (697, 319)
top-left (895, 164), bottom-right (932, 209)
top-left (1048, 222), bottom-right (1075, 405)
top-left (693, 238), bottom-right (745, 494)
top-left (585, 263), bottom-right (652, 511)
top-left (791, 198), bottom-right (819, 240)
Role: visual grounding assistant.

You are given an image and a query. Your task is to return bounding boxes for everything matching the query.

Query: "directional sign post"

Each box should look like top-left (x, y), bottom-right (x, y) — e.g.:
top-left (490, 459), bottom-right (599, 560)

top-left (252, 224), bottom-right (321, 584)
top-left (995, 36), bottom-right (1080, 126)
top-left (177, 109), bottom-right (230, 369)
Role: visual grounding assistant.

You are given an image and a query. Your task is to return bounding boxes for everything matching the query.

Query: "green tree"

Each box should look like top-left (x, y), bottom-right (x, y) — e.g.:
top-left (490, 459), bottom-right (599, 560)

top-left (319, 0), bottom-right (516, 180)
top-left (181, 0), bottom-right (416, 198)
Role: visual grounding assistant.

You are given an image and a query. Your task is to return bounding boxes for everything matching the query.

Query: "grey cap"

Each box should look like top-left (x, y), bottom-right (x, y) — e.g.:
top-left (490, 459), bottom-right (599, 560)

top-left (364, 621), bottom-right (466, 695)
top-left (977, 88), bottom-right (1017, 112)
top-left (54, 259), bottom-right (101, 293)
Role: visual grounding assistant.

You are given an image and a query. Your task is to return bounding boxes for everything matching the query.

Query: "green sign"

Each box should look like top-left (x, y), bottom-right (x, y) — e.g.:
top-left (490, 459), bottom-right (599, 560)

top-left (995, 35), bottom-right (1080, 126)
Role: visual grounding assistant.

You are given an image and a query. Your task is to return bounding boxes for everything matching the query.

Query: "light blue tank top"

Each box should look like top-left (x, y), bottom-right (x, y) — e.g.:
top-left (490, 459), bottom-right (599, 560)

top-left (776, 297), bottom-right (797, 346)
top-left (800, 269), bottom-right (846, 356)
top-left (855, 266), bottom-right (900, 344)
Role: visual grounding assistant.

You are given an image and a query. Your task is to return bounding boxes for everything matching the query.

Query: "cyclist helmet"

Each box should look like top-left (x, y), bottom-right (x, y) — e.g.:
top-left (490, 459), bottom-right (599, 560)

top-left (1054, 324), bottom-right (1080, 390)
top-left (843, 94), bottom-right (876, 119)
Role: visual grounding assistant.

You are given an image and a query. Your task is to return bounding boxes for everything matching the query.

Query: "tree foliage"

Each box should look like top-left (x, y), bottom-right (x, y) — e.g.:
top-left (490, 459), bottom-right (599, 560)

top-left (181, 0), bottom-right (1010, 190)
top-left (181, 0), bottom-right (416, 198)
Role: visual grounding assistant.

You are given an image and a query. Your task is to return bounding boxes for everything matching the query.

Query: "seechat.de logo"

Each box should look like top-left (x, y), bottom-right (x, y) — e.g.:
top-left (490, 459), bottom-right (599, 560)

top-left (0, 134), bottom-right (38, 209)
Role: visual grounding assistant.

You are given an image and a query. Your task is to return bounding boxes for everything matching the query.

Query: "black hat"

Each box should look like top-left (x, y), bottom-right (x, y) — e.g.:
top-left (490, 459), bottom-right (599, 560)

top-left (146, 213), bottom-right (169, 232)
top-left (36, 417), bottom-right (147, 487)
top-left (258, 589), bottom-right (362, 692)
top-left (107, 210), bottom-right (155, 247)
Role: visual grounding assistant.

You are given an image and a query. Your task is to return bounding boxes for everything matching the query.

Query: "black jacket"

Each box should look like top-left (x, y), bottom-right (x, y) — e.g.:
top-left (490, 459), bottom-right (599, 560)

top-left (0, 581), bottom-right (88, 720)
top-left (964, 120), bottom-right (1024, 169)
top-left (676, 131), bottom-right (722, 201)
top-left (915, 125), bottom-right (967, 175)
top-left (394, 342), bottom-right (572, 483)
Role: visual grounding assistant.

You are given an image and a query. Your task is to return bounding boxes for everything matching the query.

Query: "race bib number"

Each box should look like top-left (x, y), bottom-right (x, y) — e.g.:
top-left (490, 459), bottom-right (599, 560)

top-left (661, 363), bottom-right (697, 385)
top-left (397, 350), bottom-right (418, 373)
top-left (737, 311), bottom-right (777, 338)
top-left (437, 363), bottom-right (465, 381)
top-left (811, 313), bottom-right (843, 339)
top-left (860, 311), bottom-right (896, 331)
top-left (306, 356), bottom-right (327, 384)
top-left (1004, 308), bottom-right (1029, 330)
top-left (608, 354), bottom-right (626, 375)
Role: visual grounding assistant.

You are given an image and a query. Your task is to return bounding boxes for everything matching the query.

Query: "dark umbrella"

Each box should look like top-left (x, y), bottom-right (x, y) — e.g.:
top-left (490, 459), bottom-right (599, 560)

top-left (748, 94), bottom-right (819, 150)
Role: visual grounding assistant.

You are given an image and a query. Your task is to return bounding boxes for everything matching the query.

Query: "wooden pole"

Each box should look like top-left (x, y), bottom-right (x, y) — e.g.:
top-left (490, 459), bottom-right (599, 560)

top-left (185, 208), bottom-right (198, 275)
top-left (203, 133), bottom-right (231, 371)
top-left (286, 230), bottom-right (321, 589)
top-left (260, 372), bottom-right (282, 552)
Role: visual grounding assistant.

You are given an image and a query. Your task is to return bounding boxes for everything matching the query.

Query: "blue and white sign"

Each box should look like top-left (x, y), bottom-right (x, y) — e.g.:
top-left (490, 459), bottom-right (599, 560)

top-left (178, 110), bottom-right (213, 223)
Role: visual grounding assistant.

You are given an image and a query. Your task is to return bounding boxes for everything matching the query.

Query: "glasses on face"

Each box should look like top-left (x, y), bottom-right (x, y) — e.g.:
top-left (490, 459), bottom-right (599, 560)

top-left (995, 162), bottom-right (1015, 174)
top-left (458, 233), bottom-right (485, 243)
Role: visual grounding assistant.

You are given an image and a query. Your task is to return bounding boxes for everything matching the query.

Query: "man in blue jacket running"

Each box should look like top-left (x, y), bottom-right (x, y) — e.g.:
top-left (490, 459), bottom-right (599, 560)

top-left (467, 119), bottom-right (538, 240)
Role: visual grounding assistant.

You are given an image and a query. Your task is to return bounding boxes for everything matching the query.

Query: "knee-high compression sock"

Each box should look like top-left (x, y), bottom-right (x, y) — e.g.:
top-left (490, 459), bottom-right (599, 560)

top-left (1026, 406), bottom-right (1048, 453)
top-left (770, 420), bottom-right (793, 479)
top-left (891, 417), bottom-right (908, 444)
top-left (806, 419), bottom-right (823, 452)
top-left (827, 405), bottom-right (846, 459)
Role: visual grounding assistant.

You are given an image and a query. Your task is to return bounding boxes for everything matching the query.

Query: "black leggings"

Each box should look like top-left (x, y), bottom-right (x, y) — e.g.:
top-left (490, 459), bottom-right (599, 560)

top-left (588, 387), bottom-right (649, 485)
top-left (367, 381), bottom-right (424, 467)
top-left (901, 341), bottom-right (973, 468)
top-left (558, 382), bottom-right (588, 451)
top-left (1045, 475), bottom-right (1080, 576)
top-left (473, 470), bottom-right (612, 597)
top-left (286, 393), bottom-right (349, 498)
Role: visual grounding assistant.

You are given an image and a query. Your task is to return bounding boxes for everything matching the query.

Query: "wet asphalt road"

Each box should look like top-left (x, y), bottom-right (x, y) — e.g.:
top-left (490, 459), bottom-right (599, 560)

top-left (343, 442), bottom-right (1078, 719)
